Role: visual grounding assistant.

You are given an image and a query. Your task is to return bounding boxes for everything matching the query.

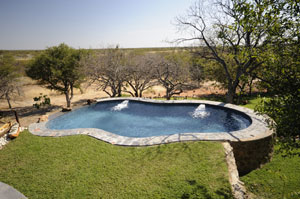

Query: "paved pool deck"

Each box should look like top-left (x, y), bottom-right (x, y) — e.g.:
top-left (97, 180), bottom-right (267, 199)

top-left (0, 182), bottom-right (27, 199)
top-left (28, 98), bottom-right (272, 146)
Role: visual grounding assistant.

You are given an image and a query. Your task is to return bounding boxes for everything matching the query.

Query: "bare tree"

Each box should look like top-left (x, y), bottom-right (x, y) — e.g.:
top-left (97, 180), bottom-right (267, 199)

top-left (83, 47), bottom-right (126, 97)
top-left (0, 79), bottom-right (22, 110)
top-left (123, 54), bottom-right (156, 97)
top-left (0, 54), bottom-right (22, 109)
top-left (153, 54), bottom-right (191, 100)
top-left (175, 0), bottom-right (271, 103)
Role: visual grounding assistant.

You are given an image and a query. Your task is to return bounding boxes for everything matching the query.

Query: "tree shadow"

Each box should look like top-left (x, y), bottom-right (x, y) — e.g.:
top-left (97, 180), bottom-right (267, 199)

top-left (181, 179), bottom-right (232, 199)
top-left (132, 141), bottom-right (199, 164)
top-left (72, 98), bottom-right (93, 107)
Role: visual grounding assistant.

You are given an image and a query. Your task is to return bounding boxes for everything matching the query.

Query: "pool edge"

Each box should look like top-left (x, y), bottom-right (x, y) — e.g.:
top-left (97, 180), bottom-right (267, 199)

top-left (28, 97), bottom-right (273, 145)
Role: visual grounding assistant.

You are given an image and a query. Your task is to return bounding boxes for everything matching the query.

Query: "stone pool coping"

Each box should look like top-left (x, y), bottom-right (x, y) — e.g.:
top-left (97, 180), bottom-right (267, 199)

top-left (28, 97), bottom-right (273, 146)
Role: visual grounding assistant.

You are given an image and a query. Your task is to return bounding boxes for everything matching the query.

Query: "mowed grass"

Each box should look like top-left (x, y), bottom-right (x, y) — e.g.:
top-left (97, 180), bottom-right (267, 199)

top-left (241, 145), bottom-right (300, 199)
top-left (0, 130), bottom-right (232, 199)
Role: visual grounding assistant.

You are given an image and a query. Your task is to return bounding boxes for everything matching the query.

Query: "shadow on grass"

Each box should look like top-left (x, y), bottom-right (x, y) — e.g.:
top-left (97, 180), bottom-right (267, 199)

top-left (131, 141), bottom-right (210, 165)
top-left (181, 179), bottom-right (232, 199)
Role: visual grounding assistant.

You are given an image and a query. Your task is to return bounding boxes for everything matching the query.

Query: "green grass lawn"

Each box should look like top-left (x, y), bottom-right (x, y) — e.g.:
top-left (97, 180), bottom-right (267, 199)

top-left (241, 97), bottom-right (262, 110)
top-left (0, 131), bottom-right (232, 199)
top-left (241, 145), bottom-right (300, 199)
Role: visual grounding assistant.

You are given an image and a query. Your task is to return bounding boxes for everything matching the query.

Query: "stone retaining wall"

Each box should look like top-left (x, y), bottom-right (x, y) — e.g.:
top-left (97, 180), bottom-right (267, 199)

top-left (230, 133), bottom-right (275, 176)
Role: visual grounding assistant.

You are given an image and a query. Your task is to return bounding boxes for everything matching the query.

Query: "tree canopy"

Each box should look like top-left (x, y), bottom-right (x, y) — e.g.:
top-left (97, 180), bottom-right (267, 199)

top-left (175, 0), bottom-right (275, 103)
top-left (254, 0), bottom-right (300, 153)
top-left (82, 47), bottom-right (126, 97)
top-left (123, 53), bottom-right (157, 97)
top-left (26, 43), bottom-right (85, 108)
top-left (153, 53), bottom-right (191, 100)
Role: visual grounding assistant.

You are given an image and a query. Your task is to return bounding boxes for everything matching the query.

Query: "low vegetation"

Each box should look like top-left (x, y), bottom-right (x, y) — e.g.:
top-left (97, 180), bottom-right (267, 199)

top-left (0, 131), bottom-right (232, 199)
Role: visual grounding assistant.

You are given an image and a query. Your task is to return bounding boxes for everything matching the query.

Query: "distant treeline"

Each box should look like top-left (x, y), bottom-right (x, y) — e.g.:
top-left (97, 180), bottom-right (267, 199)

top-left (0, 47), bottom-right (191, 60)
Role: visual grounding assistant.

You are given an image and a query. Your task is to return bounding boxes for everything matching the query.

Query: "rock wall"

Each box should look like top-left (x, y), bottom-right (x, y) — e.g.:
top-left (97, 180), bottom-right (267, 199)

top-left (223, 142), bottom-right (247, 199)
top-left (230, 134), bottom-right (275, 176)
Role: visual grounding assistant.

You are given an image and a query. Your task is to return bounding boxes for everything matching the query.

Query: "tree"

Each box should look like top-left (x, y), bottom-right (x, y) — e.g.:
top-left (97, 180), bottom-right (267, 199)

top-left (255, 0), bottom-right (300, 153)
top-left (0, 54), bottom-right (21, 109)
top-left (188, 54), bottom-right (205, 87)
top-left (153, 53), bottom-right (191, 100)
top-left (123, 53), bottom-right (156, 97)
top-left (82, 47), bottom-right (126, 97)
top-left (26, 43), bottom-right (84, 108)
top-left (175, 0), bottom-right (273, 103)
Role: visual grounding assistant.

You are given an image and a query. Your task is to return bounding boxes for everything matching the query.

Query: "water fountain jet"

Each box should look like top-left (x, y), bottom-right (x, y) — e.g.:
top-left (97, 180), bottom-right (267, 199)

top-left (111, 100), bottom-right (129, 111)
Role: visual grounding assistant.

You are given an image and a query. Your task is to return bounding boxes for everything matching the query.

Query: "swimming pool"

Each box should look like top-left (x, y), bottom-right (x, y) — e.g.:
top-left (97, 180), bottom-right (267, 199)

top-left (47, 100), bottom-right (251, 138)
top-left (29, 98), bottom-right (271, 146)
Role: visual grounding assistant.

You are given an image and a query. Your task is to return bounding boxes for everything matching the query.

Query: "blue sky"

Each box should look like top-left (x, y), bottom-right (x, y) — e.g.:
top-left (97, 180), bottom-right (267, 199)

top-left (0, 0), bottom-right (194, 50)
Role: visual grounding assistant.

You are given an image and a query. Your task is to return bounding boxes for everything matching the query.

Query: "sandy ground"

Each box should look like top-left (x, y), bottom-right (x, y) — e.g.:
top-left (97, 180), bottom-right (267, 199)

top-left (0, 78), bottom-right (225, 127)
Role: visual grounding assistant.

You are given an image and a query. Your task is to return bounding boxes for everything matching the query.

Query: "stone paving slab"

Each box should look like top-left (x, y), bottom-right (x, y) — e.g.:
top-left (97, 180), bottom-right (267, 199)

top-left (28, 98), bottom-right (273, 146)
top-left (0, 182), bottom-right (27, 199)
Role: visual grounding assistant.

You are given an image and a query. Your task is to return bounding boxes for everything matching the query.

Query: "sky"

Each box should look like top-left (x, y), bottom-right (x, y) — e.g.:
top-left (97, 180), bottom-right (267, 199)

top-left (0, 0), bottom-right (195, 50)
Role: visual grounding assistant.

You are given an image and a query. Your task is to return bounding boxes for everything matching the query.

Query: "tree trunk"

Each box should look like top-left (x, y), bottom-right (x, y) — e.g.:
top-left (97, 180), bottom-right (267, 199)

top-left (248, 78), bottom-right (254, 96)
top-left (14, 110), bottom-right (20, 125)
top-left (117, 83), bottom-right (122, 97)
top-left (111, 87), bottom-right (117, 97)
top-left (226, 84), bottom-right (236, 104)
top-left (166, 89), bottom-right (171, 100)
top-left (65, 91), bottom-right (71, 108)
top-left (70, 85), bottom-right (74, 103)
top-left (226, 92), bottom-right (234, 104)
top-left (104, 89), bottom-right (113, 97)
top-left (138, 91), bottom-right (143, 98)
top-left (5, 93), bottom-right (12, 109)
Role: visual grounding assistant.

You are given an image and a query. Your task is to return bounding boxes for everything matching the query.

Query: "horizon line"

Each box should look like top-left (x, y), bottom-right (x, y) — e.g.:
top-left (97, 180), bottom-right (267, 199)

top-left (0, 46), bottom-right (193, 51)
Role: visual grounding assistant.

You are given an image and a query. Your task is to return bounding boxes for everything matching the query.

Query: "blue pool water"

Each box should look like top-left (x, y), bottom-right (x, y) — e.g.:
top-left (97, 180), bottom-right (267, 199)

top-left (47, 100), bottom-right (251, 137)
